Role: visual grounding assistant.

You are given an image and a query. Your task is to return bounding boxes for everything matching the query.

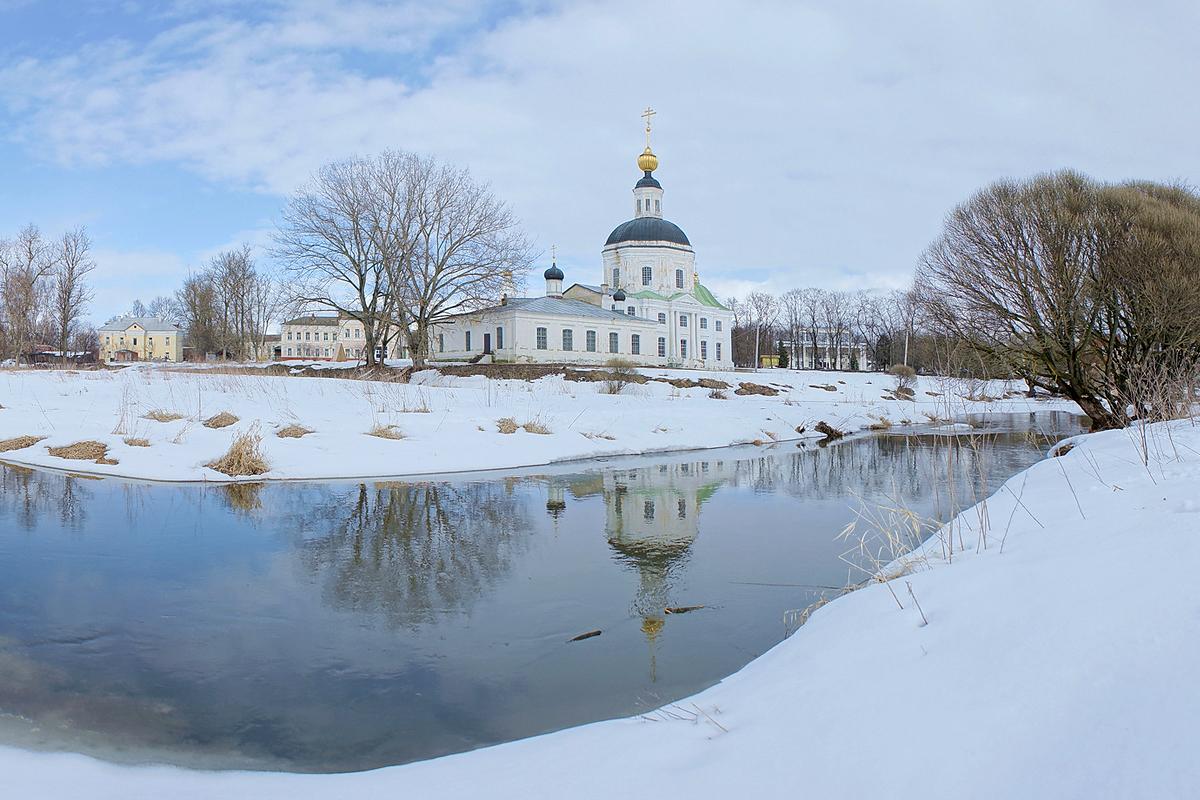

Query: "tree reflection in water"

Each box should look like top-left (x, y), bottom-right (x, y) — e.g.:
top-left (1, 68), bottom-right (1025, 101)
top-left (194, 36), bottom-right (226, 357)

top-left (286, 480), bottom-right (532, 627)
top-left (0, 464), bottom-right (93, 531)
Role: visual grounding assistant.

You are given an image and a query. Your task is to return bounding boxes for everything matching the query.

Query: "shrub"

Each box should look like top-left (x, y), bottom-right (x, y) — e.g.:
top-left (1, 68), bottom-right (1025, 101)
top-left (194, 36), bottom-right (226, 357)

top-left (367, 423), bottom-right (405, 440)
top-left (708, 388), bottom-right (728, 400)
top-left (602, 358), bottom-right (638, 395)
top-left (889, 364), bottom-right (917, 394)
top-left (206, 429), bottom-right (270, 476)
top-left (521, 419), bottom-right (552, 435)
top-left (496, 417), bottom-right (519, 434)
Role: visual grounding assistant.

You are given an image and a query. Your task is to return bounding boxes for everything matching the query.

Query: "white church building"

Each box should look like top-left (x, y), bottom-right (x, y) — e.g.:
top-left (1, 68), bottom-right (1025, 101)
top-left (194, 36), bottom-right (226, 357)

top-left (431, 113), bottom-right (733, 369)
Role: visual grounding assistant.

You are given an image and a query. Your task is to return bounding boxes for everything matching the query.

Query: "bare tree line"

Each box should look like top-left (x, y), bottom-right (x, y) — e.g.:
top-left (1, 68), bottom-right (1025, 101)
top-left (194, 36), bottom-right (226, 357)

top-left (130, 245), bottom-right (287, 361)
top-left (726, 287), bottom-right (920, 371)
top-left (0, 224), bottom-right (97, 366)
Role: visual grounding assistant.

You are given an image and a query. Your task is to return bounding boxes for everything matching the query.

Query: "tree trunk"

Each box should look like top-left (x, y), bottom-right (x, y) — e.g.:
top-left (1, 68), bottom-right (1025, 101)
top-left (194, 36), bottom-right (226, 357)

top-left (1075, 395), bottom-right (1124, 431)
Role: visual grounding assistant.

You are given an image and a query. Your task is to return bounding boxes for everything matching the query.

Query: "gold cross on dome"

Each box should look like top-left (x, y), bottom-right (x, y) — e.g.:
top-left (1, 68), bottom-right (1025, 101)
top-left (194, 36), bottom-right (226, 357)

top-left (642, 106), bottom-right (656, 144)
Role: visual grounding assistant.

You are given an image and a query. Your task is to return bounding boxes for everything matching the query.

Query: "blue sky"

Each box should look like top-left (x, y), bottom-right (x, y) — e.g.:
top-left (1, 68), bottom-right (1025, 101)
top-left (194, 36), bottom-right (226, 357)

top-left (2, 0), bottom-right (1199, 325)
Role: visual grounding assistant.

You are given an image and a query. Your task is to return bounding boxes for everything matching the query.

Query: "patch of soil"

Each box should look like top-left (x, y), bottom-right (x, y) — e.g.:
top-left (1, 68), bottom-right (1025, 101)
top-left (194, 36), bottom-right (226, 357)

top-left (203, 412), bottom-right (239, 429)
top-left (815, 421), bottom-right (845, 440)
top-left (47, 440), bottom-right (110, 462)
top-left (735, 382), bottom-right (780, 396)
top-left (0, 435), bottom-right (45, 452)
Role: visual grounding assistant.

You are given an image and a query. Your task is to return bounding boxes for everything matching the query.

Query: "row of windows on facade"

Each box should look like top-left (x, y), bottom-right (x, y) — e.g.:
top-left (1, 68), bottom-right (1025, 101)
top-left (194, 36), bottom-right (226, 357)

top-left (284, 346), bottom-right (373, 358)
top-left (103, 335), bottom-right (170, 346)
top-left (606, 308), bottom-right (722, 331)
top-left (285, 328), bottom-right (363, 342)
top-left (614, 267), bottom-right (688, 289)
top-left (440, 327), bottom-right (720, 361)
top-left (611, 496), bottom-right (689, 522)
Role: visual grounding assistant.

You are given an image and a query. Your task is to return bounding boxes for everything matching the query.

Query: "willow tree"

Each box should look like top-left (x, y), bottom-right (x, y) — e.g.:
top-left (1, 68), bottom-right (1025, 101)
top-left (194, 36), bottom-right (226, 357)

top-left (915, 170), bottom-right (1200, 430)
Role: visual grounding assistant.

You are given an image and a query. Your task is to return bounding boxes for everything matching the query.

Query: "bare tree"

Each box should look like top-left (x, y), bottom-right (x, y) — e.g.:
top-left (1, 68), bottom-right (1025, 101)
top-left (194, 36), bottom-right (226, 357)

top-left (745, 291), bottom-right (779, 371)
top-left (915, 170), bottom-right (1200, 430)
top-left (51, 227), bottom-right (95, 365)
top-left (0, 225), bottom-right (55, 366)
top-left (382, 154), bottom-right (533, 368)
top-left (275, 155), bottom-right (396, 367)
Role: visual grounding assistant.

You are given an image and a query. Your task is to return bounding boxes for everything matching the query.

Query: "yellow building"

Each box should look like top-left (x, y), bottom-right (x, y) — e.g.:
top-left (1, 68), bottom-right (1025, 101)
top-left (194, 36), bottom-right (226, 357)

top-left (99, 317), bottom-right (183, 363)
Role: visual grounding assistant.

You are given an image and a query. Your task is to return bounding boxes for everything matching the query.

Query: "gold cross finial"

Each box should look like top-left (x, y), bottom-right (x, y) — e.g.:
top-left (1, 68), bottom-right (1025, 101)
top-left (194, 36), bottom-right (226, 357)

top-left (641, 105), bottom-right (656, 145)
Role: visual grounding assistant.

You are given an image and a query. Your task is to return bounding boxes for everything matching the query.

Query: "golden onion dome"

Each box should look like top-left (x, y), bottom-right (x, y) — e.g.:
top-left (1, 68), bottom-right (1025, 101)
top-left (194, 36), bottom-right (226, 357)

top-left (637, 146), bottom-right (658, 173)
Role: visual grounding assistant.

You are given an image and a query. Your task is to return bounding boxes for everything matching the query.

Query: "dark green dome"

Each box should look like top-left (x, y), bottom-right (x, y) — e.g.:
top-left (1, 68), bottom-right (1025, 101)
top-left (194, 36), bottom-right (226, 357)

top-left (604, 217), bottom-right (691, 247)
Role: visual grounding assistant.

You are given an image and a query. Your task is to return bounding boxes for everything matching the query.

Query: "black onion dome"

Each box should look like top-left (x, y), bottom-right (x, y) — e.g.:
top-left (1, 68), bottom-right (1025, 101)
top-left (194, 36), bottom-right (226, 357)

top-left (543, 262), bottom-right (564, 280)
top-left (612, 288), bottom-right (627, 301)
top-left (604, 217), bottom-right (691, 247)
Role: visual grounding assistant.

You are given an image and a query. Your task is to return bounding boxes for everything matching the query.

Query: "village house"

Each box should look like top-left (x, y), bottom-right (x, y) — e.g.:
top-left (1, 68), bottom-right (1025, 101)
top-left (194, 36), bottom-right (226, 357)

top-left (99, 317), bottom-right (183, 362)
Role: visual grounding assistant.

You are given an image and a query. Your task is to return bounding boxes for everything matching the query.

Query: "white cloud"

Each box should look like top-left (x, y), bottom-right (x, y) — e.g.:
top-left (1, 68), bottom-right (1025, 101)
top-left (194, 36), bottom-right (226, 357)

top-left (4, 0), bottom-right (1200, 301)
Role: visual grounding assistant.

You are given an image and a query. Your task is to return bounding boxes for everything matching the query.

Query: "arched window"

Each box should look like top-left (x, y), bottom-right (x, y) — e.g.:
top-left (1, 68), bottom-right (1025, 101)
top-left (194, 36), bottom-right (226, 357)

top-left (642, 266), bottom-right (652, 285)
top-left (637, 199), bottom-right (642, 213)
top-left (675, 269), bottom-right (684, 288)
top-left (655, 199), bottom-right (660, 213)
top-left (657, 312), bottom-right (666, 324)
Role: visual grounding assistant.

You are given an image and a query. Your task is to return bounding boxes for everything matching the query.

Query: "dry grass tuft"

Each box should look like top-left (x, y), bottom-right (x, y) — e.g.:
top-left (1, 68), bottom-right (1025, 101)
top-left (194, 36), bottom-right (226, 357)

top-left (203, 411), bottom-right (240, 429)
top-left (276, 423), bottom-right (314, 439)
top-left (123, 437), bottom-right (151, 447)
top-left (0, 435), bottom-right (45, 452)
top-left (868, 417), bottom-right (893, 431)
top-left (367, 423), bottom-right (405, 440)
top-left (708, 388), bottom-right (728, 400)
top-left (521, 419), bottom-right (552, 435)
top-left (47, 440), bottom-right (109, 461)
top-left (144, 409), bottom-right (185, 423)
top-left (206, 429), bottom-right (270, 476)
top-left (496, 417), bottom-right (519, 434)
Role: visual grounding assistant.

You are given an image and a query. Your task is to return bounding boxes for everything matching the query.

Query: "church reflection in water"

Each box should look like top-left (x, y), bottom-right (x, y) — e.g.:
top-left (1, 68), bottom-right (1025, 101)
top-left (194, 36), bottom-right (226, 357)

top-left (547, 457), bottom-right (732, 678)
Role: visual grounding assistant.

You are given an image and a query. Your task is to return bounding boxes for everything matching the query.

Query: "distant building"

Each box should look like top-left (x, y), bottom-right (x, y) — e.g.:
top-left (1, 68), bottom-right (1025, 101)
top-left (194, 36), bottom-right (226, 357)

top-left (99, 317), bottom-right (182, 363)
top-left (780, 331), bottom-right (870, 371)
top-left (279, 314), bottom-right (408, 361)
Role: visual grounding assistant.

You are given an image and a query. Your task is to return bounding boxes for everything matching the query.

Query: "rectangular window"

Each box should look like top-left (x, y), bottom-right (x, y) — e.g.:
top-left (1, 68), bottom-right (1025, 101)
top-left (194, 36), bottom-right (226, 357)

top-left (562, 329), bottom-right (573, 351)
top-left (716, 320), bottom-right (722, 332)
top-left (700, 317), bottom-right (708, 329)
top-left (286, 332), bottom-right (292, 340)
top-left (658, 312), bottom-right (666, 324)
top-left (657, 337), bottom-right (666, 357)
top-left (465, 331), bottom-right (472, 351)
top-left (287, 347), bottom-right (293, 356)
top-left (717, 342), bottom-right (722, 361)
top-left (679, 315), bottom-right (688, 327)
top-left (642, 266), bottom-right (652, 285)
top-left (586, 330), bottom-right (597, 352)
top-left (496, 326), bottom-right (504, 350)
top-left (133, 338), bottom-right (138, 346)
top-left (333, 332), bottom-right (338, 340)
top-left (323, 332), bottom-right (329, 341)
top-left (438, 333), bottom-right (445, 353)
top-left (609, 332), bottom-right (619, 353)
top-left (680, 340), bottom-right (688, 358)
top-left (537, 327), bottom-right (548, 349)
top-left (611, 268), bottom-right (619, 287)
top-left (305, 332), bottom-right (311, 341)
top-left (701, 340), bottom-right (708, 360)
top-left (631, 334), bottom-right (640, 355)
top-left (627, 306), bottom-right (635, 316)
top-left (675, 269), bottom-right (684, 288)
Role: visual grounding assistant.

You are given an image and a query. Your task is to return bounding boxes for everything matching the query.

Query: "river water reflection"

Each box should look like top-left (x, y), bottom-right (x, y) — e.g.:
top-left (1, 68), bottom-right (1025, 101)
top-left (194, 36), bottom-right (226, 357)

top-left (0, 412), bottom-right (1082, 772)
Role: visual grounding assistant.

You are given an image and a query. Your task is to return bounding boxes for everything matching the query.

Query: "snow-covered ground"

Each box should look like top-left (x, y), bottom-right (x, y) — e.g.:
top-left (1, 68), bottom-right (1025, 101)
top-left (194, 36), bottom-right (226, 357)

top-left (4, 411), bottom-right (1197, 797)
top-left (0, 364), bottom-right (1074, 481)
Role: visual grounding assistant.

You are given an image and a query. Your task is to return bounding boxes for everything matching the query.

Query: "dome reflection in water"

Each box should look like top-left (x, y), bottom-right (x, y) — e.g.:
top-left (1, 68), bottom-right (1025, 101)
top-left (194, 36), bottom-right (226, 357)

top-left (0, 412), bottom-right (1082, 772)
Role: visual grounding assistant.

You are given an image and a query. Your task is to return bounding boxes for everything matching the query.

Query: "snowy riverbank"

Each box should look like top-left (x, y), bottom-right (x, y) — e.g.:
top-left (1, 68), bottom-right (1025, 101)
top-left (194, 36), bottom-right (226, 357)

top-left (0, 364), bottom-right (1074, 482)
top-left (5, 413), bottom-right (1197, 797)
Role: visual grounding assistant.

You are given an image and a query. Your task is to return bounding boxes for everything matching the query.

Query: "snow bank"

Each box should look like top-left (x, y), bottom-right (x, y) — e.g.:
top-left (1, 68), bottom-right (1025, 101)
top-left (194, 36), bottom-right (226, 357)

top-left (5, 414), bottom-right (1198, 798)
top-left (0, 366), bottom-right (1072, 482)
